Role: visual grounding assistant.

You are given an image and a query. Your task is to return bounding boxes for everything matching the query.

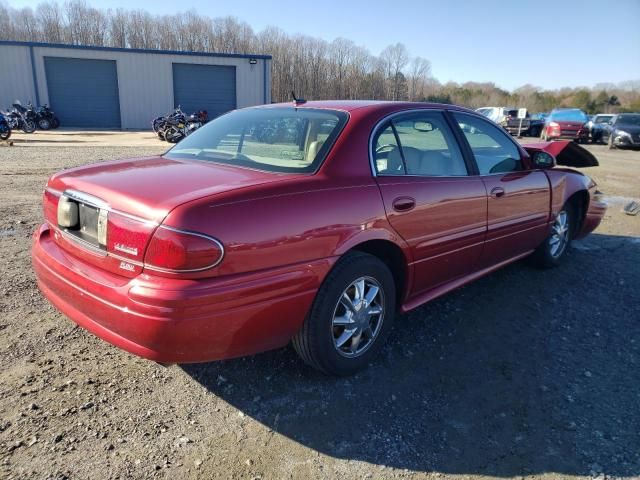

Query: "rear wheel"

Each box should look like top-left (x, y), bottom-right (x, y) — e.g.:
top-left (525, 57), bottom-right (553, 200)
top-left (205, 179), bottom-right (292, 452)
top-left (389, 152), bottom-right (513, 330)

top-left (38, 118), bottom-right (51, 130)
top-left (530, 204), bottom-right (574, 268)
top-left (22, 120), bottom-right (36, 133)
top-left (51, 117), bottom-right (60, 129)
top-left (292, 252), bottom-right (396, 376)
top-left (0, 127), bottom-right (10, 140)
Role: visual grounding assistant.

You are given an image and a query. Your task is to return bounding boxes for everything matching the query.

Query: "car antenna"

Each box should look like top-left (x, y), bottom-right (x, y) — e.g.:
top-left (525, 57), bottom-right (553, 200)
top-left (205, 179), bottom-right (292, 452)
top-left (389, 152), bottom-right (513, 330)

top-left (291, 91), bottom-right (306, 106)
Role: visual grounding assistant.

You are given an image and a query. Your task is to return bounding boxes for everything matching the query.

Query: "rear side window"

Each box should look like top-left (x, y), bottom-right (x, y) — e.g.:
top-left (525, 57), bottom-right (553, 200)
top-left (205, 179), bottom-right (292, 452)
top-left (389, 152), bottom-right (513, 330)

top-left (373, 111), bottom-right (468, 177)
top-left (453, 112), bottom-right (523, 175)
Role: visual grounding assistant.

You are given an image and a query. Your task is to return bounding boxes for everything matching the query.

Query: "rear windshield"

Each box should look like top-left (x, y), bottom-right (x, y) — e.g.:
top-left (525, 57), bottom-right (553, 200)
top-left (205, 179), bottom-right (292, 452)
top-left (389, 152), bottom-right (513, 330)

top-left (550, 110), bottom-right (587, 122)
top-left (165, 107), bottom-right (348, 173)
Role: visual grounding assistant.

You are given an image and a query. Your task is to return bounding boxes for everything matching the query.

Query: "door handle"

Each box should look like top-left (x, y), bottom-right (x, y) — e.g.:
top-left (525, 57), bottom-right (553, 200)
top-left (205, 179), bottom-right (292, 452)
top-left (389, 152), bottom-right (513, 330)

top-left (490, 187), bottom-right (505, 198)
top-left (392, 197), bottom-right (416, 212)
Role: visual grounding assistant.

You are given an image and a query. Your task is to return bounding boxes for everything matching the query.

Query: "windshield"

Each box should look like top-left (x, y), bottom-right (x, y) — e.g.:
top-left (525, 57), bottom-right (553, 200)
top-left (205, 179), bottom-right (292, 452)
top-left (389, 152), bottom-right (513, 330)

top-left (550, 109), bottom-right (587, 122)
top-left (165, 107), bottom-right (348, 173)
top-left (594, 115), bottom-right (613, 124)
top-left (615, 114), bottom-right (640, 126)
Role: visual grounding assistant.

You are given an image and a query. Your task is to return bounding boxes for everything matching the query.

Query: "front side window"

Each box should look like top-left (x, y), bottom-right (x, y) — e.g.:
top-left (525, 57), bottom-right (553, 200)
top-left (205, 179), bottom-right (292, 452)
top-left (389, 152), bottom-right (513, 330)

top-left (453, 112), bottom-right (523, 174)
top-left (166, 107), bottom-right (348, 173)
top-left (373, 111), bottom-right (468, 177)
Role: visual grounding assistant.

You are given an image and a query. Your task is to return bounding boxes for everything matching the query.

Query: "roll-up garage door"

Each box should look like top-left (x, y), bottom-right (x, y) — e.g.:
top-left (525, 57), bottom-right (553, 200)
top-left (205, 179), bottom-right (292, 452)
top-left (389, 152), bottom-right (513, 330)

top-left (172, 63), bottom-right (236, 119)
top-left (44, 57), bottom-right (121, 128)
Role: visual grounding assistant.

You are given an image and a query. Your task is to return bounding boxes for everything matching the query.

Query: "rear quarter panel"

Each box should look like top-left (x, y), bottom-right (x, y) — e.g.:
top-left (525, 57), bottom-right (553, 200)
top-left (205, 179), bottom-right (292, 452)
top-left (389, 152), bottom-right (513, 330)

top-left (161, 174), bottom-right (409, 279)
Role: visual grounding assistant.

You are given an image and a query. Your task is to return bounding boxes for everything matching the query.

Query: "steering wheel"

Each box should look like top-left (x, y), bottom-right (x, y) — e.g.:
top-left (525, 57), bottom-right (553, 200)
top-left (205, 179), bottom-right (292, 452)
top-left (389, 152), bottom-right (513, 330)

top-left (376, 143), bottom-right (397, 154)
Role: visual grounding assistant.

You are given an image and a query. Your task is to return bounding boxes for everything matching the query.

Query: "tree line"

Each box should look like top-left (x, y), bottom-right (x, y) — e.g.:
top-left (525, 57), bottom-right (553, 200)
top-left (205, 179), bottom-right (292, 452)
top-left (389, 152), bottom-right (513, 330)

top-left (1, 1), bottom-right (639, 113)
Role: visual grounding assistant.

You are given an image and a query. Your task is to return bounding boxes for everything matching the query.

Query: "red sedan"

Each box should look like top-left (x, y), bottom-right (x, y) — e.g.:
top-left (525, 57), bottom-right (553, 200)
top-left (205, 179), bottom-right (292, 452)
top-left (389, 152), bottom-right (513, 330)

top-left (32, 101), bottom-right (606, 375)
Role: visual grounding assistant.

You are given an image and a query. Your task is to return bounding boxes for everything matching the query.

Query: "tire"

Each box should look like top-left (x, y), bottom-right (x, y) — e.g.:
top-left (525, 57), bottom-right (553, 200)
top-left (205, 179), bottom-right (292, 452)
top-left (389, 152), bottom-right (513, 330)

top-left (529, 203), bottom-right (575, 268)
top-left (22, 120), bottom-right (36, 133)
top-left (51, 117), bottom-right (60, 129)
top-left (165, 126), bottom-right (183, 143)
top-left (0, 127), bottom-right (10, 141)
top-left (292, 251), bottom-right (396, 376)
top-left (38, 118), bottom-right (51, 130)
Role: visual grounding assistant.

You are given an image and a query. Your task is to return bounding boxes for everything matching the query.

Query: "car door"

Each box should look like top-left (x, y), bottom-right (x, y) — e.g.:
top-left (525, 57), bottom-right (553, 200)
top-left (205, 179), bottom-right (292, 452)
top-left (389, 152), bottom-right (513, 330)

top-left (372, 110), bottom-right (487, 296)
top-left (451, 112), bottom-right (551, 268)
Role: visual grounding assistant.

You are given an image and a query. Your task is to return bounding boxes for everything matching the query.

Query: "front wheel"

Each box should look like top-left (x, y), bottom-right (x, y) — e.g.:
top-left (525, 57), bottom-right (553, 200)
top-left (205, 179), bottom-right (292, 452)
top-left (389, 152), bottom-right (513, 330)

top-left (292, 252), bottom-right (396, 376)
top-left (0, 127), bottom-right (11, 140)
top-left (529, 205), bottom-right (574, 268)
top-left (38, 118), bottom-right (51, 130)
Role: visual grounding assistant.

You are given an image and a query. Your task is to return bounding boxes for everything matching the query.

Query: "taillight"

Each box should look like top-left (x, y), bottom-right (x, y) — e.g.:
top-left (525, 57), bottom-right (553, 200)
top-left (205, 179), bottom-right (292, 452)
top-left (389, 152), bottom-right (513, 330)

top-left (143, 226), bottom-right (224, 273)
top-left (43, 188), bottom-right (60, 225)
top-left (106, 212), bottom-right (156, 263)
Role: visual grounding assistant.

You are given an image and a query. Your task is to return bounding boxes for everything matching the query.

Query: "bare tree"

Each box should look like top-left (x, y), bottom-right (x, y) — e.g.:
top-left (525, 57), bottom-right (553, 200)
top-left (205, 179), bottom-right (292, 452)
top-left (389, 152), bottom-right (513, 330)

top-left (1, 1), bottom-right (638, 109)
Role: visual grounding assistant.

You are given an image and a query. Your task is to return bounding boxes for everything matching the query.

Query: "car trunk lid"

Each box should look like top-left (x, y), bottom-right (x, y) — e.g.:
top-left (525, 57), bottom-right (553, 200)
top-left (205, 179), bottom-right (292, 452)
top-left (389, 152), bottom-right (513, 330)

top-left (521, 141), bottom-right (599, 168)
top-left (44, 156), bottom-right (287, 277)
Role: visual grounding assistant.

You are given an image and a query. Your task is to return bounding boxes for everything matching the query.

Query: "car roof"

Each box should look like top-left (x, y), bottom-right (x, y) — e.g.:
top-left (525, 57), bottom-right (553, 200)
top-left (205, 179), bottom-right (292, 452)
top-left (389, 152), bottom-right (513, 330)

top-left (258, 100), bottom-right (478, 115)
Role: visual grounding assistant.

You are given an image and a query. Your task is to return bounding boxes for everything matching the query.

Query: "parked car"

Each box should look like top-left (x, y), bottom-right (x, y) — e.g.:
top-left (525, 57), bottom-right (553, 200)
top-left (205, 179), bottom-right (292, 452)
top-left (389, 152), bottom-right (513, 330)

top-left (32, 101), bottom-right (606, 375)
top-left (528, 113), bottom-right (547, 137)
top-left (476, 106), bottom-right (509, 124)
top-left (585, 114), bottom-right (614, 143)
top-left (600, 113), bottom-right (640, 149)
top-left (500, 109), bottom-right (531, 136)
top-left (541, 108), bottom-right (589, 142)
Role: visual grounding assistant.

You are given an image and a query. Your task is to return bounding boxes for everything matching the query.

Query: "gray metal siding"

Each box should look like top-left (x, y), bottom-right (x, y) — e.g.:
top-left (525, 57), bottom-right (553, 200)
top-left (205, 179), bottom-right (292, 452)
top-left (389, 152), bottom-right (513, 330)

top-left (1, 42), bottom-right (270, 129)
top-left (0, 45), bottom-right (37, 109)
top-left (172, 63), bottom-right (236, 118)
top-left (44, 57), bottom-right (121, 128)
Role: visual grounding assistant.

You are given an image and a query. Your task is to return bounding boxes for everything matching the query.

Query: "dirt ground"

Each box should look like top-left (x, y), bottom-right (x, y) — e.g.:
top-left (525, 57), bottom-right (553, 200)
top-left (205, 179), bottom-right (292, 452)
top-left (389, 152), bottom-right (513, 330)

top-left (0, 135), bottom-right (638, 480)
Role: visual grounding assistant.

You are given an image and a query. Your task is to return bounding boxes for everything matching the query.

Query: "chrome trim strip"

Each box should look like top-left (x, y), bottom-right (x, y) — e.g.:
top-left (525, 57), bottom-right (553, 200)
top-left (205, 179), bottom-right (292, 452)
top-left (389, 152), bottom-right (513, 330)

top-left (46, 187), bottom-right (159, 226)
top-left (143, 225), bottom-right (225, 274)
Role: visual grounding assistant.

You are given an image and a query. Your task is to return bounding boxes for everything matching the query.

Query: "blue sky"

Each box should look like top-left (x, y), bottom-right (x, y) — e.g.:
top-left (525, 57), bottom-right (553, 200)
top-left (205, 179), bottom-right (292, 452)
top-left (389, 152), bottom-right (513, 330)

top-left (9, 0), bottom-right (640, 90)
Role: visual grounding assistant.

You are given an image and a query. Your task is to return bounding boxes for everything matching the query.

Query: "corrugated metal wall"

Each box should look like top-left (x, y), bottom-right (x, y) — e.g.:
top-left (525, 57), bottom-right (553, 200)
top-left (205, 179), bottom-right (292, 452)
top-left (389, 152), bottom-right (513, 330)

top-left (0, 42), bottom-right (271, 129)
top-left (0, 45), bottom-right (37, 109)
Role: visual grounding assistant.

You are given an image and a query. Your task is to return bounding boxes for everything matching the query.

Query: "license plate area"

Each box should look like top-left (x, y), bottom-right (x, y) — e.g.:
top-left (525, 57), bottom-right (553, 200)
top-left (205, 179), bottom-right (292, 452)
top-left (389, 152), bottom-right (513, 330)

top-left (58, 191), bottom-right (108, 250)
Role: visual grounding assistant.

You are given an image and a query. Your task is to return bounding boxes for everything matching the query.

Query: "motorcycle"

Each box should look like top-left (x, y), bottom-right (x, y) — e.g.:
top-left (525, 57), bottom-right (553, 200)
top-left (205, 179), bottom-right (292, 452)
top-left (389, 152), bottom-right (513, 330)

top-left (35, 104), bottom-right (59, 130)
top-left (152, 107), bottom-right (185, 140)
top-left (155, 108), bottom-right (208, 143)
top-left (4, 102), bottom-right (37, 133)
top-left (0, 112), bottom-right (11, 140)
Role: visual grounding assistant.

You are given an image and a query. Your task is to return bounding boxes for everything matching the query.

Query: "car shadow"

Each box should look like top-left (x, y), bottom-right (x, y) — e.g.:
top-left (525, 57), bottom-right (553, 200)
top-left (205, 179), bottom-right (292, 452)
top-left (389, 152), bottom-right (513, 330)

top-left (182, 233), bottom-right (640, 476)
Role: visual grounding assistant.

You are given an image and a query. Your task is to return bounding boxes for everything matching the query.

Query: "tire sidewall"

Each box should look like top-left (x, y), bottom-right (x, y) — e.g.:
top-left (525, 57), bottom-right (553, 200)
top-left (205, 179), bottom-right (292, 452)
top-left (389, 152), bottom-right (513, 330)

top-left (304, 253), bottom-right (396, 375)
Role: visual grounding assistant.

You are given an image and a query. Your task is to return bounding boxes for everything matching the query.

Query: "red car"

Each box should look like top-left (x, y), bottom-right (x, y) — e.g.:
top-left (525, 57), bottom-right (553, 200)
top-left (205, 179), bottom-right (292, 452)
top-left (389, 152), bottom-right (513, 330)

top-left (32, 101), bottom-right (606, 375)
top-left (541, 108), bottom-right (589, 142)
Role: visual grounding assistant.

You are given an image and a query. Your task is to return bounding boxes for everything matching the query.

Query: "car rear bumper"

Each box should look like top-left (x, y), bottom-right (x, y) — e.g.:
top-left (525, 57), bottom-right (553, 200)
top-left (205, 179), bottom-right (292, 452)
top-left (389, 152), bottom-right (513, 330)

top-left (32, 224), bottom-right (333, 363)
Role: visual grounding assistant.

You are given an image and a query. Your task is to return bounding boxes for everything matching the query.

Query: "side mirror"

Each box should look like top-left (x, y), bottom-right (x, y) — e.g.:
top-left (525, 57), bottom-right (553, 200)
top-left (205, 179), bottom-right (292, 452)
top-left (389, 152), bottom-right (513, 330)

top-left (532, 151), bottom-right (556, 169)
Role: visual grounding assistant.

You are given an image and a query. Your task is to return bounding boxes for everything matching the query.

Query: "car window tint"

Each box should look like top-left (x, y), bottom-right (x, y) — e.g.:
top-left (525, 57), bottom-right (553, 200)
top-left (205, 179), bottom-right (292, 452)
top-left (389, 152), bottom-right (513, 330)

top-left (372, 124), bottom-right (404, 175)
top-left (390, 112), bottom-right (467, 176)
top-left (453, 112), bottom-right (523, 175)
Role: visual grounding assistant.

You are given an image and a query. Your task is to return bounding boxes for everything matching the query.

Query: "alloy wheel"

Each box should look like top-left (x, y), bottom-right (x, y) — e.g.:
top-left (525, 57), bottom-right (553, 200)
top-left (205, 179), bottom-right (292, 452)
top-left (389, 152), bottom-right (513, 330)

top-left (331, 276), bottom-right (385, 358)
top-left (549, 210), bottom-right (570, 258)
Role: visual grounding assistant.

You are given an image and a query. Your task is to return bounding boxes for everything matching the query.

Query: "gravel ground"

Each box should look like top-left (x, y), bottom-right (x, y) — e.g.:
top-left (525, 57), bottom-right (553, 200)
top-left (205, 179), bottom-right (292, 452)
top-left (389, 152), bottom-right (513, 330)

top-left (0, 142), bottom-right (639, 480)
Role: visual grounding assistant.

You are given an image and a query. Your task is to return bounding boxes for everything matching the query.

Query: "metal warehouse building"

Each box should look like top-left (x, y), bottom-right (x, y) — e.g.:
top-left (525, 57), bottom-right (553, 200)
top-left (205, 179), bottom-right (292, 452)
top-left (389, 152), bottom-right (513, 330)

top-left (0, 41), bottom-right (271, 129)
